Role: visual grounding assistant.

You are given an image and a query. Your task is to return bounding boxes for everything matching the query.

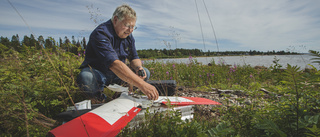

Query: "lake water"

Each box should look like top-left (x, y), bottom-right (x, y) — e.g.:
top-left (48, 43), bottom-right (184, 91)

top-left (146, 55), bottom-right (320, 70)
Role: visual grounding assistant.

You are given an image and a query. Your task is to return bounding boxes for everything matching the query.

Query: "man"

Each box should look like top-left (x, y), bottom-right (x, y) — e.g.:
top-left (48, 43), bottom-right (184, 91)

top-left (77, 4), bottom-right (159, 101)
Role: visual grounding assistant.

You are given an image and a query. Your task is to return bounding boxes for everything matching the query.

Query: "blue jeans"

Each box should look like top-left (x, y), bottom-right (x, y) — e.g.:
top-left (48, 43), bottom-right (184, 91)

top-left (77, 67), bottom-right (150, 98)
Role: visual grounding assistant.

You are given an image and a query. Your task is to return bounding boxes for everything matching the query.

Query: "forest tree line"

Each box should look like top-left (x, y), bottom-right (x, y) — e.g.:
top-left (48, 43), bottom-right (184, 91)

top-left (0, 34), bottom-right (298, 58)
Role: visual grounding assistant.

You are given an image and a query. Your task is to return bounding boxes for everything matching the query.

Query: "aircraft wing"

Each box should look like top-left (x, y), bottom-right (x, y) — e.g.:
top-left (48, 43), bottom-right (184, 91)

top-left (48, 93), bottom-right (141, 137)
top-left (155, 96), bottom-right (221, 106)
top-left (48, 87), bottom-right (221, 137)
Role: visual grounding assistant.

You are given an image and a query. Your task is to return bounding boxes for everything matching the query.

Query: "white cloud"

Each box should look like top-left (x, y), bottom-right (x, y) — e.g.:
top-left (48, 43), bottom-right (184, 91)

top-left (1, 0), bottom-right (319, 52)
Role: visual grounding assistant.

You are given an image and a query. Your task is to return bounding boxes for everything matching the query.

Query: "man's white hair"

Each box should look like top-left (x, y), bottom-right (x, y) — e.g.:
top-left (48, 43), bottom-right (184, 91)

top-left (111, 4), bottom-right (136, 22)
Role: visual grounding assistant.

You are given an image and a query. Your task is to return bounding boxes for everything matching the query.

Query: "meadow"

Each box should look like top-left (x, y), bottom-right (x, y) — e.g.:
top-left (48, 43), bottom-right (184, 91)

top-left (0, 46), bottom-right (319, 136)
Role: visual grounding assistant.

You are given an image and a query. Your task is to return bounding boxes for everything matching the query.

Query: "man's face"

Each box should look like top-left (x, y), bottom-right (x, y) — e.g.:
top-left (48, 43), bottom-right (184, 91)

top-left (113, 16), bottom-right (136, 39)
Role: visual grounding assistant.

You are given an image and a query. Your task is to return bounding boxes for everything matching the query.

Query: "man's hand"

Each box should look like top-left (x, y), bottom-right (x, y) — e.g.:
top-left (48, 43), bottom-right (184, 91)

top-left (140, 83), bottom-right (159, 100)
top-left (110, 60), bottom-right (158, 100)
top-left (135, 66), bottom-right (147, 80)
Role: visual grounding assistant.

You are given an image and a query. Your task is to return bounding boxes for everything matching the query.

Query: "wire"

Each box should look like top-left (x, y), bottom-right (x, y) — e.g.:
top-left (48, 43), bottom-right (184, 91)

top-left (194, 0), bottom-right (206, 53)
top-left (7, 0), bottom-right (34, 36)
top-left (202, 0), bottom-right (220, 53)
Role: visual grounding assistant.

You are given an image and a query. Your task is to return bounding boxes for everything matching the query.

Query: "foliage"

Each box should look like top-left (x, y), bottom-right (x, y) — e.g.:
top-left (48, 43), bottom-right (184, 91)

top-left (309, 50), bottom-right (320, 65)
top-left (0, 40), bottom-right (319, 136)
top-left (0, 47), bottom-right (82, 136)
top-left (1, 34), bottom-right (298, 60)
top-left (119, 108), bottom-right (208, 137)
top-left (207, 122), bottom-right (235, 137)
top-left (137, 48), bottom-right (297, 59)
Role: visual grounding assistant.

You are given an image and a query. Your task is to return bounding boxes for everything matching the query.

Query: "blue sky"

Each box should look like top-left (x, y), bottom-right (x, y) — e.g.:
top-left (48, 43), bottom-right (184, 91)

top-left (1, 0), bottom-right (320, 53)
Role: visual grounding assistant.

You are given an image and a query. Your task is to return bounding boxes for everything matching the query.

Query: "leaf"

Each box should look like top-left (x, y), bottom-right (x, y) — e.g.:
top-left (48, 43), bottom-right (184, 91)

top-left (255, 119), bottom-right (287, 137)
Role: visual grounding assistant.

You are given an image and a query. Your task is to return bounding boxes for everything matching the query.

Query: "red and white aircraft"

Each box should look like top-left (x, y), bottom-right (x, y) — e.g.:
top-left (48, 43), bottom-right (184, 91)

top-left (47, 84), bottom-right (221, 137)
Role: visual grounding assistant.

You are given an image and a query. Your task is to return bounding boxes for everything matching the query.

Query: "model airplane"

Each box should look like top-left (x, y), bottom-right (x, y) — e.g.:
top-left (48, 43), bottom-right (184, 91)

top-left (47, 83), bottom-right (221, 137)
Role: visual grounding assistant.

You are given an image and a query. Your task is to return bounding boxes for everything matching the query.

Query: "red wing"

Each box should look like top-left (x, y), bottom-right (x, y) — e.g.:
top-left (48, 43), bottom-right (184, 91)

top-left (48, 95), bottom-right (141, 137)
top-left (160, 96), bottom-right (222, 106)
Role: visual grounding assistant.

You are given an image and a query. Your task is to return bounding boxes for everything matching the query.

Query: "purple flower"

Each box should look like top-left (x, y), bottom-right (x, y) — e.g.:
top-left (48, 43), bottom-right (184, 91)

top-left (250, 74), bottom-right (253, 78)
top-left (170, 77), bottom-right (173, 80)
top-left (211, 73), bottom-right (214, 76)
top-left (78, 53), bottom-right (81, 57)
top-left (189, 55), bottom-right (193, 62)
top-left (199, 74), bottom-right (202, 77)
top-left (166, 71), bottom-right (169, 75)
top-left (172, 64), bottom-right (175, 68)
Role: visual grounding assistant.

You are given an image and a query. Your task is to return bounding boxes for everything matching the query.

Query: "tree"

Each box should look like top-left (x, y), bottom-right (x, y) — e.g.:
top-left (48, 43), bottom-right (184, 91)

top-left (11, 34), bottom-right (20, 51)
top-left (72, 36), bottom-right (76, 45)
top-left (0, 36), bottom-right (10, 48)
top-left (36, 35), bottom-right (45, 49)
top-left (22, 35), bottom-right (30, 48)
top-left (64, 36), bottom-right (71, 52)
top-left (44, 37), bottom-right (56, 51)
top-left (81, 37), bottom-right (87, 50)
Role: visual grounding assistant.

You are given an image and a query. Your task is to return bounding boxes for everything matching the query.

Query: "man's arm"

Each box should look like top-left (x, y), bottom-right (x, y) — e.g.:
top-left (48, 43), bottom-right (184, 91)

top-left (109, 60), bottom-right (159, 100)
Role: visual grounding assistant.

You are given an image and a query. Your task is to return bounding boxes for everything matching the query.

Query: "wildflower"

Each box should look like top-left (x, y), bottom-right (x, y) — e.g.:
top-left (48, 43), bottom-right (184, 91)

top-left (170, 77), bottom-right (173, 80)
top-left (166, 71), bottom-right (169, 75)
top-left (207, 73), bottom-right (210, 77)
top-left (172, 64), bottom-right (175, 68)
top-left (78, 53), bottom-right (81, 57)
top-left (199, 74), bottom-right (202, 77)
top-left (250, 74), bottom-right (253, 78)
top-left (229, 67), bottom-right (236, 73)
top-left (189, 55), bottom-right (193, 63)
top-left (211, 73), bottom-right (214, 76)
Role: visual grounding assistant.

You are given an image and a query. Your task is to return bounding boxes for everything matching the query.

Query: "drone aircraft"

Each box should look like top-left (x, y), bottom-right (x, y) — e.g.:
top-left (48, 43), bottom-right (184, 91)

top-left (47, 82), bottom-right (221, 137)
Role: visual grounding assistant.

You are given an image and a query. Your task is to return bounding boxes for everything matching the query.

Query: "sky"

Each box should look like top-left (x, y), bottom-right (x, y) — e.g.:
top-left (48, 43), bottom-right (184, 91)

top-left (1, 0), bottom-right (320, 53)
